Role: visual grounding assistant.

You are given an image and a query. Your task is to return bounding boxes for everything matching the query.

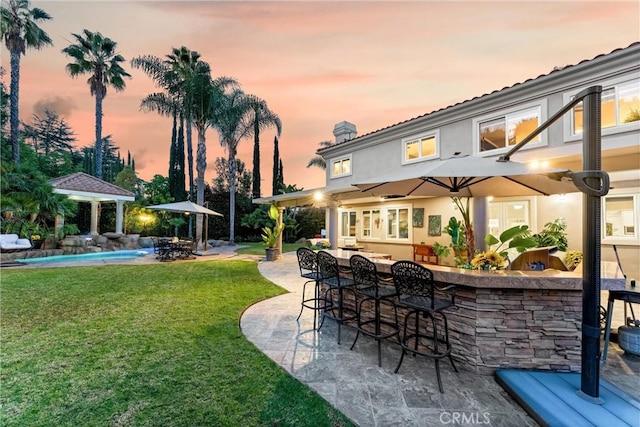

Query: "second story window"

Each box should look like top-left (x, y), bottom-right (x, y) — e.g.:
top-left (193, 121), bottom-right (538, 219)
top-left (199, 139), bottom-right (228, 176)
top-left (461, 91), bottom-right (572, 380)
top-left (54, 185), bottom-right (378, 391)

top-left (331, 155), bottom-right (352, 178)
top-left (572, 80), bottom-right (640, 134)
top-left (477, 106), bottom-right (541, 154)
top-left (403, 131), bottom-right (438, 164)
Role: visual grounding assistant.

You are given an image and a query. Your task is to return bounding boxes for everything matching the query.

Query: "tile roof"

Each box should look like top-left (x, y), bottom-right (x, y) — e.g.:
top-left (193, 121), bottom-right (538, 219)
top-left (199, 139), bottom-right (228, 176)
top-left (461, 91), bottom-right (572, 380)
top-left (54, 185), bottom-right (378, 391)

top-left (321, 42), bottom-right (640, 151)
top-left (50, 172), bottom-right (135, 197)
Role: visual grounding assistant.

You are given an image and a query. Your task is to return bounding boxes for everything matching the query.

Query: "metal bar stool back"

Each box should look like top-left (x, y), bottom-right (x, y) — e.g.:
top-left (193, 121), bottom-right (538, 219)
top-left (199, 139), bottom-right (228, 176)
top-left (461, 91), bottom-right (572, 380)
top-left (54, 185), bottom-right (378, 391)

top-left (317, 250), bottom-right (357, 344)
top-left (296, 247), bottom-right (329, 330)
top-left (391, 260), bottom-right (458, 393)
top-left (349, 254), bottom-right (400, 367)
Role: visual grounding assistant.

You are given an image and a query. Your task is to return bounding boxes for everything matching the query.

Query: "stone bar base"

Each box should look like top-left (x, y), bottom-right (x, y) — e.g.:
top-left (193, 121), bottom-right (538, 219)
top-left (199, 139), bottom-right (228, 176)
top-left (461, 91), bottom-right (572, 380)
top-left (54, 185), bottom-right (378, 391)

top-left (321, 283), bottom-right (582, 375)
top-left (448, 286), bottom-right (582, 375)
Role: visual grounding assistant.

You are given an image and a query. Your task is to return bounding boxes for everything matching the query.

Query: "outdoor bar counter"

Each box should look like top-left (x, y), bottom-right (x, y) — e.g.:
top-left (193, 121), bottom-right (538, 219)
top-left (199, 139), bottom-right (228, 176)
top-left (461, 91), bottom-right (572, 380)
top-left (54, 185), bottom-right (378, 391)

top-left (321, 249), bottom-right (624, 375)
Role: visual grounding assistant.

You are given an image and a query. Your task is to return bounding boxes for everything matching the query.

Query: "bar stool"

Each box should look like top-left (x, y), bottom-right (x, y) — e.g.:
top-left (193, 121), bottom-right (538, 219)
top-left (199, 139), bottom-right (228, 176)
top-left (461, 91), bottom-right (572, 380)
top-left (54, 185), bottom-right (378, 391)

top-left (349, 254), bottom-right (400, 367)
top-left (296, 247), bottom-right (330, 330)
top-left (391, 260), bottom-right (458, 393)
top-left (317, 251), bottom-right (357, 344)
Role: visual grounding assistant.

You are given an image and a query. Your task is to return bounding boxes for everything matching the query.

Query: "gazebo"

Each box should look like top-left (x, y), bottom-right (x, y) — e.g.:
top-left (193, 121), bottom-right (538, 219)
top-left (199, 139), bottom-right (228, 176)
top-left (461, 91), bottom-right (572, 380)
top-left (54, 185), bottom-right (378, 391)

top-left (50, 172), bottom-right (135, 235)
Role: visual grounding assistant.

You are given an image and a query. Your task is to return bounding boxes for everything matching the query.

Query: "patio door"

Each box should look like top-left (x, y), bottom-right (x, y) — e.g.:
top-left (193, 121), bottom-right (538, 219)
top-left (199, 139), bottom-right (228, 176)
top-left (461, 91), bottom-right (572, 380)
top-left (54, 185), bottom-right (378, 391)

top-left (488, 200), bottom-right (530, 236)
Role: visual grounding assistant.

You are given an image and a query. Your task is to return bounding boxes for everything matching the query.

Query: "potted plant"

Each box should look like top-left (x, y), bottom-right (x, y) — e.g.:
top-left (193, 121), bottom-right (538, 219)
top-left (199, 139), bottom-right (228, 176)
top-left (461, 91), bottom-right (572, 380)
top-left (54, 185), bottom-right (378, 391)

top-left (444, 216), bottom-right (467, 265)
top-left (451, 196), bottom-right (474, 257)
top-left (262, 204), bottom-right (285, 261)
top-left (471, 225), bottom-right (537, 270)
top-left (432, 242), bottom-right (451, 265)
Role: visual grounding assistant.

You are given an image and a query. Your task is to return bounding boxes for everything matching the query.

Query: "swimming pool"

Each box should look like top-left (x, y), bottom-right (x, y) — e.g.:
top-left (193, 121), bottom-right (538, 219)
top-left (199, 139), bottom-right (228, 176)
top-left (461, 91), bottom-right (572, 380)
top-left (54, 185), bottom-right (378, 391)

top-left (17, 249), bottom-right (151, 264)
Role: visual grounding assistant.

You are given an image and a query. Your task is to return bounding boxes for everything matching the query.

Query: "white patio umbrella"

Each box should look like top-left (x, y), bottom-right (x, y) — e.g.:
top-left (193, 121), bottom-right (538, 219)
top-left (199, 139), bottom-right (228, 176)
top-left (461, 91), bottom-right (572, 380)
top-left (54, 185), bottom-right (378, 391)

top-left (147, 201), bottom-right (223, 217)
top-left (147, 201), bottom-right (223, 251)
top-left (354, 154), bottom-right (578, 197)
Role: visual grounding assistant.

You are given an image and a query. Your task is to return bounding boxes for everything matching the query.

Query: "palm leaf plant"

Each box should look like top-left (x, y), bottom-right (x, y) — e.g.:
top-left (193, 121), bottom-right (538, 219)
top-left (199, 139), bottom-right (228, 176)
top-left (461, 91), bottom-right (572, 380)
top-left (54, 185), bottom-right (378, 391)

top-left (261, 204), bottom-right (284, 249)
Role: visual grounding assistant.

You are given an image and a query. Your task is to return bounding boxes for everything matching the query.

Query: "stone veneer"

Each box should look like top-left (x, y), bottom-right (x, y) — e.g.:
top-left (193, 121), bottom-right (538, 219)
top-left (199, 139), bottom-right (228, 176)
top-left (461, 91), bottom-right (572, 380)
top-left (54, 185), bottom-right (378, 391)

top-left (320, 249), bottom-right (588, 375)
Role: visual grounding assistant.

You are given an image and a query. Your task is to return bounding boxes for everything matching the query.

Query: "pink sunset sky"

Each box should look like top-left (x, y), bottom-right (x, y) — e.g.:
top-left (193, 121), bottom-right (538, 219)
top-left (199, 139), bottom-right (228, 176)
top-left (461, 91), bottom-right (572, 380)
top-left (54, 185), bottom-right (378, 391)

top-left (5, 1), bottom-right (639, 195)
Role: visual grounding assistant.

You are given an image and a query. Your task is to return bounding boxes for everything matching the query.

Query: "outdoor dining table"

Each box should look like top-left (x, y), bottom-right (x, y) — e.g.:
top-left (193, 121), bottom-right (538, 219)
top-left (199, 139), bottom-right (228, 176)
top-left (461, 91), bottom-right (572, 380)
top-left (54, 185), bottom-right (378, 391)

top-left (156, 239), bottom-right (196, 262)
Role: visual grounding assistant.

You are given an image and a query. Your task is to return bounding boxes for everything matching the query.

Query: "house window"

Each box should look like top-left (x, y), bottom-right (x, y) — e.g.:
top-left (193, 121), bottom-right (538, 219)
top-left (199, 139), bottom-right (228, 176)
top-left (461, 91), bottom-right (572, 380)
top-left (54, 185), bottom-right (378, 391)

top-left (603, 194), bottom-right (639, 240)
top-left (488, 200), bottom-right (531, 237)
top-left (572, 80), bottom-right (640, 134)
top-left (386, 207), bottom-right (410, 240)
top-left (403, 131), bottom-right (438, 164)
top-left (339, 210), bottom-right (357, 237)
top-left (331, 155), bottom-right (352, 178)
top-left (361, 209), bottom-right (381, 239)
top-left (477, 106), bottom-right (541, 153)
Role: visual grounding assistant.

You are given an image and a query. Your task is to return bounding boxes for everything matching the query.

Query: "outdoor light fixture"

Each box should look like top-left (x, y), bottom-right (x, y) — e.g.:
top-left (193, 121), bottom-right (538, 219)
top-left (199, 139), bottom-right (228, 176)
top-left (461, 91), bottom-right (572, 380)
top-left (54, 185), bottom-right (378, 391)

top-left (313, 190), bottom-right (324, 201)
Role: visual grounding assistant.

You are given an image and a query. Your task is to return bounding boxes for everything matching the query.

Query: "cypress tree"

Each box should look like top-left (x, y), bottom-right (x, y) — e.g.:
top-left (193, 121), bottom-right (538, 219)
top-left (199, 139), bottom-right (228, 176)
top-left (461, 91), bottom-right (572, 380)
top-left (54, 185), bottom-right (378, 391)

top-left (278, 158), bottom-right (284, 194)
top-left (272, 135), bottom-right (280, 196)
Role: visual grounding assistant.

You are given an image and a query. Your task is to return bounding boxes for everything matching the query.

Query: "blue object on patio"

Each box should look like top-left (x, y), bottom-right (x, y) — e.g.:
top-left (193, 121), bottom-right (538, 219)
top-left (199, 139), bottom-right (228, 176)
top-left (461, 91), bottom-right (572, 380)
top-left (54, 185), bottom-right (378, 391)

top-left (495, 369), bottom-right (640, 427)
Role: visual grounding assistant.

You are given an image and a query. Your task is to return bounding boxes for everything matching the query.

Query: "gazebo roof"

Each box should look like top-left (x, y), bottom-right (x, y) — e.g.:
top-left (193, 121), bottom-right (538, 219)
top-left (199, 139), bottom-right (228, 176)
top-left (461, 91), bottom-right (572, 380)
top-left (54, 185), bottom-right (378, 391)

top-left (50, 172), bottom-right (135, 202)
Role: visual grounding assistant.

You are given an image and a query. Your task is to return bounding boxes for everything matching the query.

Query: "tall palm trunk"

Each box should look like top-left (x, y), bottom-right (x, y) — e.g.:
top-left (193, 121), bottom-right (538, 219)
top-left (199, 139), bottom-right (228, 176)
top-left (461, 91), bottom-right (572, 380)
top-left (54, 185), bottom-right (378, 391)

top-left (186, 121), bottom-right (194, 238)
top-left (186, 120), bottom-right (194, 199)
top-left (95, 92), bottom-right (104, 179)
top-left (195, 128), bottom-right (206, 248)
top-left (9, 49), bottom-right (20, 164)
top-left (252, 113), bottom-right (260, 198)
top-left (228, 143), bottom-right (237, 244)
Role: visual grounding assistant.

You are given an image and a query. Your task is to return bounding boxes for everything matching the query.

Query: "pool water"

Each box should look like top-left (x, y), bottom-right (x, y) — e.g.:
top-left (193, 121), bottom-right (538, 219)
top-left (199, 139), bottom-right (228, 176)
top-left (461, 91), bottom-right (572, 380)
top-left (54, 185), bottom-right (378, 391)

top-left (17, 250), bottom-right (151, 264)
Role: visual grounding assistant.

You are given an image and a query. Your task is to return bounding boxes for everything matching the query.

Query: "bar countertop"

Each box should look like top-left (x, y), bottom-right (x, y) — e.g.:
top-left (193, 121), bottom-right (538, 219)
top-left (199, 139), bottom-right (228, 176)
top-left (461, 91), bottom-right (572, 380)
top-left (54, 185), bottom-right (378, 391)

top-left (320, 249), bottom-right (625, 291)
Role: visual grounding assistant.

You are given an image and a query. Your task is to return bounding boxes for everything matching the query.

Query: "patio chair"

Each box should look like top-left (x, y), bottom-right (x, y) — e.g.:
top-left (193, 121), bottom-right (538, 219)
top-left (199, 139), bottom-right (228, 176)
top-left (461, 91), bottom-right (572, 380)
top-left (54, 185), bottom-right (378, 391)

top-left (349, 254), bottom-right (400, 367)
top-left (154, 238), bottom-right (175, 262)
top-left (317, 250), bottom-right (357, 344)
top-left (391, 260), bottom-right (458, 393)
top-left (296, 247), bottom-right (330, 330)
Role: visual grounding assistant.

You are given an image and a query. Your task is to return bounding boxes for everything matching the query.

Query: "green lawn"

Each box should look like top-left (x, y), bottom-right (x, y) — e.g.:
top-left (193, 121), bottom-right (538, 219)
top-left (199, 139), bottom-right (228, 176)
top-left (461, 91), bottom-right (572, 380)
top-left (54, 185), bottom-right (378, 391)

top-left (235, 242), bottom-right (306, 255)
top-left (1, 261), bottom-right (353, 426)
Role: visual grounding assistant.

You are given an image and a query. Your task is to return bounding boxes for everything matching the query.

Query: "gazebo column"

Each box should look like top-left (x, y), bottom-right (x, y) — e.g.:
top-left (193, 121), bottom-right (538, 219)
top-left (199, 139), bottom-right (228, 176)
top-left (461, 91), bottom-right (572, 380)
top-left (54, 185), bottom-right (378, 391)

top-left (90, 201), bottom-right (99, 235)
top-left (116, 200), bottom-right (124, 234)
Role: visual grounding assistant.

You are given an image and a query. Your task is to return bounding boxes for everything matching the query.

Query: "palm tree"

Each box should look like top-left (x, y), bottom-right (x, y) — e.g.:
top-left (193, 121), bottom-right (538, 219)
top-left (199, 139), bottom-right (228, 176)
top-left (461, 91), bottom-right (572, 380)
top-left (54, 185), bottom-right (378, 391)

top-left (62, 29), bottom-right (130, 179)
top-left (306, 140), bottom-right (333, 169)
top-left (1, 0), bottom-right (52, 164)
top-left (166, 47), bottom-right (201, 202)
top-left (250, 99), bottom-right (282, 199)
top-left (188, 69), bottom-right (237, 247)
top-left (211, 88), bottom-right (265, 244)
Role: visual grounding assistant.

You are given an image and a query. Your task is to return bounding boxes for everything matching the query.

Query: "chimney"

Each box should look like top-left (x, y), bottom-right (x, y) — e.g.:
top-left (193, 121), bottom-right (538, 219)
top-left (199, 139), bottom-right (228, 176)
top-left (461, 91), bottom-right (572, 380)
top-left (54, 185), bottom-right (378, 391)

top-left (333, 121), bottom-right (357, 144)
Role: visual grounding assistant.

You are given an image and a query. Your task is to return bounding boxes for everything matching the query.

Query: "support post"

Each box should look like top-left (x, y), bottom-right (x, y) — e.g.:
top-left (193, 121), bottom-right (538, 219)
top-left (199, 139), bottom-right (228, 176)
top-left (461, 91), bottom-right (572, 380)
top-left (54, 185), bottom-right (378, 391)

top-left (579, 86), bottom-right (605, 402)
